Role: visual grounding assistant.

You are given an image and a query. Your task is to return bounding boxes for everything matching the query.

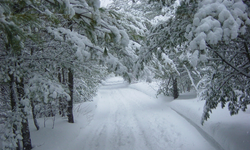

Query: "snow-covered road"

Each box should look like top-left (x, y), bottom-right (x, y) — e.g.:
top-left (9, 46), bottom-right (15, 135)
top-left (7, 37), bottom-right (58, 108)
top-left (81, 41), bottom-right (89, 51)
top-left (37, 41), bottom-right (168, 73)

top-left (65, 77), bottom-right (216, 150)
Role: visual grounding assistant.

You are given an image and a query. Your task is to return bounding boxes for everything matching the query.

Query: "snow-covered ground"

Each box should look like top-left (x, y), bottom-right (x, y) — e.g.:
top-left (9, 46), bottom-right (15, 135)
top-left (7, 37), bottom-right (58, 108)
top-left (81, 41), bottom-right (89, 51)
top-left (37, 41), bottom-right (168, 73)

top-left (171, 94), bottom-right (250, 150)
top-left (29, 77), bottom-right (250, 150)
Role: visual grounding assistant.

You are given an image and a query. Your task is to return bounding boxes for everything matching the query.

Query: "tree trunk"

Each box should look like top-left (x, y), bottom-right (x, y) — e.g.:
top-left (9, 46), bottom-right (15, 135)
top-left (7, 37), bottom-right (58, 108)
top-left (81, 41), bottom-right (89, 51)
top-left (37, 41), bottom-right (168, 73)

top-left (21, 118), bottom-right (32, 150)
top-left (10, 74), bottom-right (17, 111)
top-left (30, 99), bottom-right (39, 130)
top-left (17, 79), bottom-right (32, 150)
top-left (30, 46), bottom-right (40, 130)
top-left (173, 77), bottom-right (179, 99)
top-left (67, 68), bottom-right (74, 123)
top-left (187, 82), bottom-right (191, 92)
top-left (67, 22), bottom-right (74, 122)
top-left (59, 68), bottom-right (67, 117)
top-left (58, 67), bottom-right (63, 116)
top-left (9, 74), bottom-right (21, 150)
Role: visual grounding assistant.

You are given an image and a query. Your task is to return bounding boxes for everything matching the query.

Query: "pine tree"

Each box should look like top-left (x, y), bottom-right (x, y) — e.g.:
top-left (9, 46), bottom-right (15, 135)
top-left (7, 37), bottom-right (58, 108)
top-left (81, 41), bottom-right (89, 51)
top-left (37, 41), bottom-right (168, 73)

top-left (138, 0), bottom-right (250, 124)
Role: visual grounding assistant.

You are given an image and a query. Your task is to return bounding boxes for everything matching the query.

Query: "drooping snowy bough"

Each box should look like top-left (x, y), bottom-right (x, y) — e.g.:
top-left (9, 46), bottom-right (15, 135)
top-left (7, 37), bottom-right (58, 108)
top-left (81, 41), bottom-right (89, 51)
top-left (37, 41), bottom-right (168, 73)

top-left (137, 0), bottom-right (250, 124)
top-left (0, 0), bottom-right (138, 149)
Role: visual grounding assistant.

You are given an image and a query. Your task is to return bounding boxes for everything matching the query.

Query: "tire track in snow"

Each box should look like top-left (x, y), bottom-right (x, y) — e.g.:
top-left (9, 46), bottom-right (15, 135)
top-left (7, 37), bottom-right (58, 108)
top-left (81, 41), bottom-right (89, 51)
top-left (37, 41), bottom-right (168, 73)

top-left (69, 79), bottom-right (216, 150)
top-left (84, 89), bottom-right (138, 150)
top-left (67, 82), bottom-right (152, 150)
top-left (116, 89), bottom-right (153, 150)
top-left (68, 90), bottom-right (112, 150)
top-left (117, 88), bottom-right (216, 150)
top-left (117, 88), bottom-right (181, 150)
top-left (105, 90), bottom-right (136, 150)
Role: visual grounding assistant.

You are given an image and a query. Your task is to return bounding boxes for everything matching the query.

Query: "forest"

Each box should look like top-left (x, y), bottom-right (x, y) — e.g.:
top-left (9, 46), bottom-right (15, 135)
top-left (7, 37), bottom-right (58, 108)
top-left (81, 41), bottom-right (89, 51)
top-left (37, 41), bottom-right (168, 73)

top-left (0, 0), bottom-right (250, 149)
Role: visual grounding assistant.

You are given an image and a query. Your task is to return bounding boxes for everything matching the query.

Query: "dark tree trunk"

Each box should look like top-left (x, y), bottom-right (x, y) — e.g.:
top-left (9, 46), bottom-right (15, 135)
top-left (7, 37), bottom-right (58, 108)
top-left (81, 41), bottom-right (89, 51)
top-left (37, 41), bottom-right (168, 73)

top-left (67, 23), bottom-right (74, 122)
top-left (9, 74), bottom-right (21, 150)
top-left (0, 84), bottom-right (4, 99)
top-left (62, 68), bottom-right (66, 83)
top-left (187, 82), bottom-right (191, 92)
top-left (17, 79), bottom-right (32, 150)
top-left (173, 77), bottom-right (179, 99)
top-left (58, 67), bottom-right (63, 116)
top-left (21, 118), bottom-right (32, 150)
top-left (67, 68), bottom-right (74, 123)
top-left (58, 67), bottom-right (62, 83)
top-left (10, 74), bottom-right (16, 110)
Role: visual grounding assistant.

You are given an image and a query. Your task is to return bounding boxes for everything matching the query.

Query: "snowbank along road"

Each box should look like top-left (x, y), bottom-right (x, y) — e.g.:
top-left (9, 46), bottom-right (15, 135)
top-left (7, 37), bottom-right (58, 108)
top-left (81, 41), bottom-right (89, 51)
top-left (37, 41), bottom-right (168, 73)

top-left (66, 77), bottom-right (217, 150)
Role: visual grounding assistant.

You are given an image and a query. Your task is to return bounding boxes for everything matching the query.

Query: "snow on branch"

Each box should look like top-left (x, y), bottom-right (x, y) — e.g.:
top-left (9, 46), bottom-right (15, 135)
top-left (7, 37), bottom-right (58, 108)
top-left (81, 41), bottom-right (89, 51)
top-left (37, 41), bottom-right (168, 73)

top-left (161, 53), bottom-right (180, 75)
top-left (46, 26), bottom-right (103, 52)
top-left (184, 64), bottom-right (198, 91)
top-left (186, 0), bottom-right (250, 51)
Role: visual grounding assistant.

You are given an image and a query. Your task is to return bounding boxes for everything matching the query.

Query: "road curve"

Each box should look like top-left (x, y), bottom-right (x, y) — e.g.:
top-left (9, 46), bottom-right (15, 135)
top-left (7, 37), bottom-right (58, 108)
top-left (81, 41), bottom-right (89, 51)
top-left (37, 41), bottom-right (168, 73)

top-left (67, 78), bottom-right (216, 150)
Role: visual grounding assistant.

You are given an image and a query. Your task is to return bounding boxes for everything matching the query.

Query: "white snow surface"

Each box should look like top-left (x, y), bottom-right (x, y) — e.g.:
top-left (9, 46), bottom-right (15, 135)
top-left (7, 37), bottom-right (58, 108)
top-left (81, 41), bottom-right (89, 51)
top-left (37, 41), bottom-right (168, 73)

top-left (171, 95), bottom-right (250, 150)
top-left (28, 77), bottom-right (250, 150)
top-left (100, 0), bottom-right (113, 8)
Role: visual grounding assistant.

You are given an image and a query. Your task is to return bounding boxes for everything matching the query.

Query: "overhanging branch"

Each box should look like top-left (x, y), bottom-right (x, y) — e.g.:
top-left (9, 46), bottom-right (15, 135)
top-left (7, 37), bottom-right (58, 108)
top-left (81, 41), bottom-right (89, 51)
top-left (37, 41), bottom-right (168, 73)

top-left (213, 50), bottom-right (250, 78)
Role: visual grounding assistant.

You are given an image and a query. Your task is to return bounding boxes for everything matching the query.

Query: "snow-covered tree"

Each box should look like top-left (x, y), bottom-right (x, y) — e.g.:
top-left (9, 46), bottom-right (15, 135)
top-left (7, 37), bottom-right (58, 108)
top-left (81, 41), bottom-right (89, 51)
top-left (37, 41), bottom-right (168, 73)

top-left (134, 0), bottom-right (189, 98)
top-left (178, 0), bottom-right (250, 124)
top-left (0, 0), bottom-right (138, 149)
top-left (138, 0), bottom-right (250, 123)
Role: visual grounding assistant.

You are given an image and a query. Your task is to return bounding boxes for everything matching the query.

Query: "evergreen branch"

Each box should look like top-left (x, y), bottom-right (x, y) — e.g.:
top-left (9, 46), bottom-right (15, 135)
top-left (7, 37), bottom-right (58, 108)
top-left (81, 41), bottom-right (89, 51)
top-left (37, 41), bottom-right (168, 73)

top-left (244, 42), bottom-right (250, 63)
top-left (213, 50), bottom-right (250, 78)
top-left (217, 73), bottom-right (236, 91)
